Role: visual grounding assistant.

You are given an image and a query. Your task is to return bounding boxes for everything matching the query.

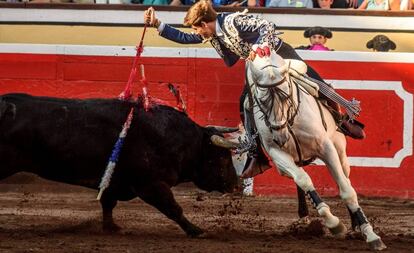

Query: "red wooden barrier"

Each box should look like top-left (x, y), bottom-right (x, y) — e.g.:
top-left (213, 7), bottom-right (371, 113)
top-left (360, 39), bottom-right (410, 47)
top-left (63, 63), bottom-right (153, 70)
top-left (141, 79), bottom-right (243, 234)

top-left (0, 48), bottom-right (413, 198)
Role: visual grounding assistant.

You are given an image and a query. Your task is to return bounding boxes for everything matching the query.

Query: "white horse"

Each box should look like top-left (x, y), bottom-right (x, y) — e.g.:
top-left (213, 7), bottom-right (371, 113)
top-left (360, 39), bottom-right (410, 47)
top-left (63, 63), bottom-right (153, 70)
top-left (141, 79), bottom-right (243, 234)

top-left (242, 47), bottom-right (386, 251)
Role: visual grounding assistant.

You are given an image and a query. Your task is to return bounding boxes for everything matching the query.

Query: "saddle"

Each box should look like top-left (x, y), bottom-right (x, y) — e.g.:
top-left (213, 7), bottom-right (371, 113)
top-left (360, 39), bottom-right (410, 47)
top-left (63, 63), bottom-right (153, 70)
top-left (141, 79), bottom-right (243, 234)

top-left (286, 59), bottom-right (366, 140)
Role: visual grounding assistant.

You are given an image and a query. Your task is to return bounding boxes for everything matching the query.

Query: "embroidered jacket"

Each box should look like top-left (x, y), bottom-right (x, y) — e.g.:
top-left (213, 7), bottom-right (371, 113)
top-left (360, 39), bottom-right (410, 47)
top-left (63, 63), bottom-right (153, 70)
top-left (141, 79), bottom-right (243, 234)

top-left (159, 12), bottom-right (282, 67)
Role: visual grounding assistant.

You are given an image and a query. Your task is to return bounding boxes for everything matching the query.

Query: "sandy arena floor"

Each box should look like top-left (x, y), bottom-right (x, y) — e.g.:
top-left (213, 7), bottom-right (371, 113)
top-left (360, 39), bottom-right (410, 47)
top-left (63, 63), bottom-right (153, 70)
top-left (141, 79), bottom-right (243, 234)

top-left (0, 173), bottom-right (413, 253)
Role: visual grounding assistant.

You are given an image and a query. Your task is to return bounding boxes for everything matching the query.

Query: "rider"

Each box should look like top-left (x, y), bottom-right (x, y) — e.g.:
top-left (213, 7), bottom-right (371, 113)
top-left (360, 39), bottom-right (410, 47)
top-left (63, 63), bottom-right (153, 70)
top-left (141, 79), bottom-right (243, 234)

top-left (144, 0), bottom-right (365, 177)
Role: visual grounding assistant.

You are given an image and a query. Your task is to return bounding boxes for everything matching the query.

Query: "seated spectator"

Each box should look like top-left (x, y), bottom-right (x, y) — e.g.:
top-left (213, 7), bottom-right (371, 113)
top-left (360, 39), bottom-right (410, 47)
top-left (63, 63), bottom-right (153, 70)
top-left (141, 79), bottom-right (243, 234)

top-left (398, 0), bottom-right (413, 9)
top-left (29, 0), bottom-right (94, 2)
top-left (296, 26), bottom-right (333, 51)
top-left (140, 0), bottom-right (171, 4)
top-left (313, 0), bottom-right (357, 8)
top-left (315, 0), bottom-right (334, 8)
top-left (170, 0), bottom-right (255, 6)
top-left (312, 0), bottom-right (349, 9)
top-left (138, 0), bottom-right (189, 5)
top-left (266, 0), bottom-right (313, 8)
top-left (366, 35), bottom-right (396, 52)
top-left (357, 0), bottom-right (395, 9)
top-left (211, 0), bottom-right (249, 6)
top-left (169, 0), bottom-right (196, 5)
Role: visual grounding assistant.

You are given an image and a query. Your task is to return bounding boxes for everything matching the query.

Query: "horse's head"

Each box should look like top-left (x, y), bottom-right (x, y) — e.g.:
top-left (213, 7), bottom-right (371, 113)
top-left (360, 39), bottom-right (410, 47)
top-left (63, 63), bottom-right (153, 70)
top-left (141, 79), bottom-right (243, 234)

top-left (248, 44), bottom-right (288, 88)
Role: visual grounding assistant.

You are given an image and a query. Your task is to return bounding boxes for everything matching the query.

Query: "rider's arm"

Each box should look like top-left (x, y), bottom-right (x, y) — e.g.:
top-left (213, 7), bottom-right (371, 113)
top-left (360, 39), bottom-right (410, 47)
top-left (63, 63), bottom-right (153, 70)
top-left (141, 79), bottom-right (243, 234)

top-left (158, 23), bottom-right (204, 44)
top-left (145, 7), bottom-right (203, 44)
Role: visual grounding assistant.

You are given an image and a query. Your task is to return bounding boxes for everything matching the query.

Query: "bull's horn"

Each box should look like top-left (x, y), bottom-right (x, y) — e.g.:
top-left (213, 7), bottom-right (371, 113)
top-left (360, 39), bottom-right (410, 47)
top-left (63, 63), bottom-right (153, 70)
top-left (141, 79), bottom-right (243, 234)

top-left (206, 125), bottom-right (239, 133)
top-left (210, 135), bottom-right (239, 149)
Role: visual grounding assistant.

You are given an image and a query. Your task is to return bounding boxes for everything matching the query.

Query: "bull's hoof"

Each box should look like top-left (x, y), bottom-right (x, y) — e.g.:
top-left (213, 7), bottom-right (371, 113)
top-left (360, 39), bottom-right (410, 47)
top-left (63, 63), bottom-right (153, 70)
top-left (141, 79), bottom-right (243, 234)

top-left (186, 226), bottom-right (204, 238)
top-left (328, 221), bottom-right (347, 236)
top-left (103, 222), bottom-right (121, 233)
top-left (368, 238), bottom-right (387, 251)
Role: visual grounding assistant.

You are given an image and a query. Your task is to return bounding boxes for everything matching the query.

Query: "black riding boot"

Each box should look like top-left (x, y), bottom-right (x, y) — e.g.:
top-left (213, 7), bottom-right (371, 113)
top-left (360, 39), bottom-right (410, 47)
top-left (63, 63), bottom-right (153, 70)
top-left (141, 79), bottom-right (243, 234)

top-left (319, 93), bottom-right (366, 140)
top-left (239, 107), bottom-right (271, 179)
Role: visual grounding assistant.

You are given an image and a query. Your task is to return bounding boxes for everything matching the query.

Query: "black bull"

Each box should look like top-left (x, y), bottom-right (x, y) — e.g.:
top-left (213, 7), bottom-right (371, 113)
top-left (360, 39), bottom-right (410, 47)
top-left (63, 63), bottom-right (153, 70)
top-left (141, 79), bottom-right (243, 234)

top-left (0, 93), bottom-right (238, 237)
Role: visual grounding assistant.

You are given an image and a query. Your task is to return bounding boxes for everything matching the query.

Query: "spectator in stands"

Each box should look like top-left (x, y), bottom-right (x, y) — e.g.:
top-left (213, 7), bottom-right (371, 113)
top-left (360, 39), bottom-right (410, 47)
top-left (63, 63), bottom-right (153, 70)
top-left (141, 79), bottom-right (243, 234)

top-left (27, 0), bottom-right (94, 2)
top-left (398, 0), bottom-right (413, 9)
top-left (357, 0), bottom-right (394, 9)
top-left (211, 0), bottom-right (252, 6)
top-left (139, 0), bottom-right (175, 4)
top-left (366, 35), bottom-right (396, 52)
top-left (313, 0), bottom-right (356, 8)
top-left (266, 0), bottom-right (313, 8)
top-left (169, 0), bottom-right (256, 6)
top-left (169, 0), bottom-right (196, 5)
top-left (315, 0), bottom-right (334, 8)
top-left (296, 26), bottom-right (333, 51)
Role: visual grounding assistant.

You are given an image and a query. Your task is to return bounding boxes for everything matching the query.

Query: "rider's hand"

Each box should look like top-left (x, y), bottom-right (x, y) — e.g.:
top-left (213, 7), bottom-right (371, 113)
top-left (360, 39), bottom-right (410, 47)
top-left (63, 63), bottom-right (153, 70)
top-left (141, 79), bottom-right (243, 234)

top-left (247, 51), bottom-right (256, 61)
top-left (144, 7), bottom-right (160, 27)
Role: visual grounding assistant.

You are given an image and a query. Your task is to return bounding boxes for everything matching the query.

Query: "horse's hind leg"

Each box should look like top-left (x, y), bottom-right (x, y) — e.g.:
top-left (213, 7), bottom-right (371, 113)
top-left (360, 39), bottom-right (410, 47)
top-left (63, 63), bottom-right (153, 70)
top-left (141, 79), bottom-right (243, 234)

top-left (332, 134), bottom-right (358, 230)
top-left (265, 147), bottom-right (344, 233)
top-left (321, 139), bottom-right (386, 250)
top-left (332, 134), bottom-right (350, 178)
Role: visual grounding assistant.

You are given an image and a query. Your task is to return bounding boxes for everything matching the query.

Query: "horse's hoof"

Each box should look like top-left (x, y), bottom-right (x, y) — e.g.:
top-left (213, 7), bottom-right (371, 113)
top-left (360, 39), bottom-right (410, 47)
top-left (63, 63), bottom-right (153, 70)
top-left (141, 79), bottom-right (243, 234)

top-left (368, 238), bottom-right (387, 251)
top-left (297, 216), bottom-right (311, 225)
top-left (328, 221), bottom-right (347, 236)
top-left (291, 216), bottom-right (310, 227)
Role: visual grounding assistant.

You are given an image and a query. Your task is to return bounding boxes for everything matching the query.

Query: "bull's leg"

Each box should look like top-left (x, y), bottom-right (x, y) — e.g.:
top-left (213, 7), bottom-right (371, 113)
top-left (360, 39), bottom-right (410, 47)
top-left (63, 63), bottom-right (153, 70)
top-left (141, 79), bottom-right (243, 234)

top-left (0, 146), bottom-right (20, 181)
top-left (136, 181), bottom-right (203, 237)
top-left (266, 147), bottom-right (344, 234)
top-left (99, 191), bottom-right (121, 232)
top-left (321, 139), bottom-right (386, 250)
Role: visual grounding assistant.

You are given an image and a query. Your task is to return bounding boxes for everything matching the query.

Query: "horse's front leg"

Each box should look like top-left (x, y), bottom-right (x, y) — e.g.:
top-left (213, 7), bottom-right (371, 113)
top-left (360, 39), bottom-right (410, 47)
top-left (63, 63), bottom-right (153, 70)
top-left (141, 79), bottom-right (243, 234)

top-left (320, 139), bottom-right (386, 251)
top-left (264, 146), bottom-right (346, 235)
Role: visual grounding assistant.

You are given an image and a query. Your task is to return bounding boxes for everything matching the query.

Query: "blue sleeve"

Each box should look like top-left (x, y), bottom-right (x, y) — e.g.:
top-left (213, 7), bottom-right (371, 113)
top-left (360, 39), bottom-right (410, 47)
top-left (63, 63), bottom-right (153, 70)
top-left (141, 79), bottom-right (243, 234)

top-left (159, 24), bottom-right (203, 44)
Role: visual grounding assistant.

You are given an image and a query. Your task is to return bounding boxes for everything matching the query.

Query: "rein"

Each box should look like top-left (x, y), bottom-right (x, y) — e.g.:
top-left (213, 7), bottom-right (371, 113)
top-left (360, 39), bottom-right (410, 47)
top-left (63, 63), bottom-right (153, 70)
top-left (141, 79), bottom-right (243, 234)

top-left (247, 62), bottom-right (317, 166)
top-left (247, 66), bottom-right (299, 132)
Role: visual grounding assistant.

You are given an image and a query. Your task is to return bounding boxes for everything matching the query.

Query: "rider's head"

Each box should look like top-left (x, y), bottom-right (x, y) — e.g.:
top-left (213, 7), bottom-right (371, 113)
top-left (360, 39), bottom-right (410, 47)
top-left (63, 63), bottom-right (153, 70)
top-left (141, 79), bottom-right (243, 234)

top-left (184, 0), bottom-right (217, 39)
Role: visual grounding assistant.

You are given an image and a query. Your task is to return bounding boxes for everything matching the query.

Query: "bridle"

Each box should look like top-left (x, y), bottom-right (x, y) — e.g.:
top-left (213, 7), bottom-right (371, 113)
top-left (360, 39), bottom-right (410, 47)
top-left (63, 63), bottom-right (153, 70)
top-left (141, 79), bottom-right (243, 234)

top-left (246, 62), bottom-right (300, 132)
